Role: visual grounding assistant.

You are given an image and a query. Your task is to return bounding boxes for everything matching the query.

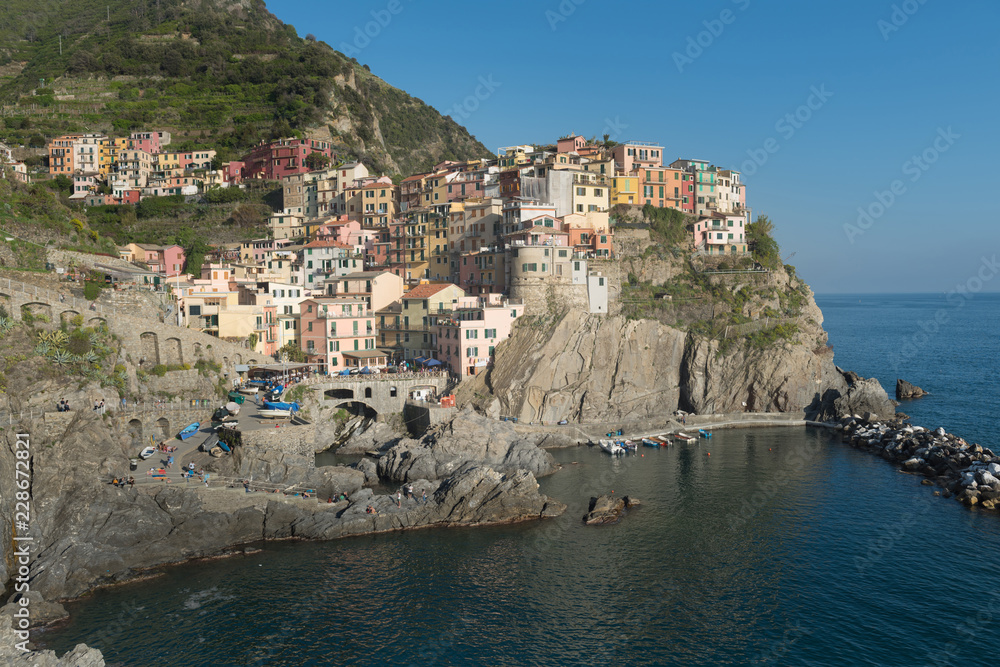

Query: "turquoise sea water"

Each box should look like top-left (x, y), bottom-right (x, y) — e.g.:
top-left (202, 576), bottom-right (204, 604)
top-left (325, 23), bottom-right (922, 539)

top-left (39, 294), bottom-right (1000, 666)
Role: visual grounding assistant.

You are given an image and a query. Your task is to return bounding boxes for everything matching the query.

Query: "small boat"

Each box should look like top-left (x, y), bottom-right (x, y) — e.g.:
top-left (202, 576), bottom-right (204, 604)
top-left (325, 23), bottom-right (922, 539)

top-left (178, 422), bottom-right (200, 441)
top-left (598, 439), bottom-right (625, 456)
top-left (673, 432), bottom-right (695, 442)
top-left (139, 446), bottom-right (155, 460)
top-left (263, 400), bottom-right (299, 412)
top-left (227, 391), bottom-right (246, 404)
top-left (238, 386), bottom-right (259, 395)
top-left (642, 438), bottom-right (660, 448)
top-left (623, 440), bottom-right (638, 452)
top-left (699, 429), bottom-right (713, 439)
top-left (258, 409), bottom-right (291, 420)
top-left (199, 434), bottom-right (219, 453)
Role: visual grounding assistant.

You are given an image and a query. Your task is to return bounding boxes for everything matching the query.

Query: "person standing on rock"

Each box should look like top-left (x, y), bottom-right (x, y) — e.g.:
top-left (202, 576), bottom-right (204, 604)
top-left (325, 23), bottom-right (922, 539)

top-left (396, 491), bottom-right (402, 508)
top-left (422, 490), bottom-right (427, 504)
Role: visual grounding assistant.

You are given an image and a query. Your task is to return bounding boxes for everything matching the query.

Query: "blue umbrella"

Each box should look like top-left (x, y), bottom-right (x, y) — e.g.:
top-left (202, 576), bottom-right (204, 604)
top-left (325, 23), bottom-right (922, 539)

top-left (413, 356), bottom-right (427, 364)
top-left (360, 366), bottom-right (373, 374)
top-left (425, 359), bottom-right (442, 367)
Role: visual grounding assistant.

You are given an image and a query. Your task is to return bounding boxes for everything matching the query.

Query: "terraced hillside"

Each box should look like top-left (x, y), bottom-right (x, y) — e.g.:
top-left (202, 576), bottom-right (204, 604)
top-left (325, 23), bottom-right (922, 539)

top-left (0, 0), bottom-right (491, 175)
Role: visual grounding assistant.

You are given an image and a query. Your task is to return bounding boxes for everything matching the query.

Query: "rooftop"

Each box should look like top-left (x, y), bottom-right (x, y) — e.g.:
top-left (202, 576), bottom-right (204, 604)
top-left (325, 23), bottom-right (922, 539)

top-left (403, 283), bottom-right (460, 300)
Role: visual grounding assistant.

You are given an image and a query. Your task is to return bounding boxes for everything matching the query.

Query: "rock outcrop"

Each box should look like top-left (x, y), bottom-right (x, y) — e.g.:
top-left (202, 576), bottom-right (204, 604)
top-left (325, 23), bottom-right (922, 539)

top-left (0, 617), bottom-right (103, 666)
top-left (583, 495), bottom-right (640, 525)
top-left (823, 367), bottom-right (897, 421)
top-left (0, 407), bottom-right (562, 606)
top-left (896, 379), bottom-right (929, 400)
top-left (376, 407), bottom-right (558, 483)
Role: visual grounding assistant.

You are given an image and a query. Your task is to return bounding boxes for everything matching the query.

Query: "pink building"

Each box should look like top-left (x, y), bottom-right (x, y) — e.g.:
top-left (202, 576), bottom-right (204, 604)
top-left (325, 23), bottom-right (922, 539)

top-left (557, 134), bottom-right (587, 154)
top-left (126, 243), bottom-right (187, 276)
top-left (435, 294), bottom-right (524, 377)
top-left (128, 132), bottom-right (162, 154)
top-left (314, 218), bottom-right (362, 246)
top-left (458, 249), bottom-right (506, 296)
top-left (299, 297), bottom-right (386, 373)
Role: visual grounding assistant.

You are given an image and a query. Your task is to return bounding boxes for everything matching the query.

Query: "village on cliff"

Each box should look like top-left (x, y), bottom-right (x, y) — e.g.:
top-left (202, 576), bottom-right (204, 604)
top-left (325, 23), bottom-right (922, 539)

top-left (3, 131), bottom-right (752, 378)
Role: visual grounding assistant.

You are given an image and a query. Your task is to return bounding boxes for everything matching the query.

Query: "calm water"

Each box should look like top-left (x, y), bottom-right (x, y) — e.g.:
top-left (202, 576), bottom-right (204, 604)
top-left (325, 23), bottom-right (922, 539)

top-left (816, 293), bottom-right (999, 446)
top-left (40, 294), bottom-right (1000, 666)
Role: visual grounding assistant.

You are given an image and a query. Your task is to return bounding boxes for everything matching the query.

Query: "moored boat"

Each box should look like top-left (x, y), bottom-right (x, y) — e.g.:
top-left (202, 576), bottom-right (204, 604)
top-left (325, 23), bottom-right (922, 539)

top-left (674, 432), bottom-right (695, 442)
top-left (642, 438), bottom-right (660, 448)
top-left (139, 446), bottom-right (155, 460)
top-left (699, 429), bottom-right (713, 439)
top-left (258, 409), bottom-right (291, 420)
top-left (178, 422), bottom-right (200, 441)
top-left (237, 386), bottom-right (259, 395)
top-left (262, 400), bottom-right (299, 412)
top-left (598, 439), bottom-right (625, 456)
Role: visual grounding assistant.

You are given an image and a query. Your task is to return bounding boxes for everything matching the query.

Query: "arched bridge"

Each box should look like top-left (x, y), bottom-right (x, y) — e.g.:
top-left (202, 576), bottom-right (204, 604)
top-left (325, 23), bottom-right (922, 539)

top-left (309, 372), bottom-right (449, 418)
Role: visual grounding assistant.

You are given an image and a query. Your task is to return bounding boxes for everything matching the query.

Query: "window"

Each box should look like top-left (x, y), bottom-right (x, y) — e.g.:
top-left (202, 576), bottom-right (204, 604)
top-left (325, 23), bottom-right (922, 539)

top-left (558, 249), bottom-right (568, 258)
top-left (307, 322), bottom-right (313, 331)
top-left (598, 277), bottom-right (605, 286)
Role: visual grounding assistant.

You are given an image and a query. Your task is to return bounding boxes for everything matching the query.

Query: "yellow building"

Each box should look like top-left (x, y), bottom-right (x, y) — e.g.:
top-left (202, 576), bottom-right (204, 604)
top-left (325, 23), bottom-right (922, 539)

top-left (611, 175), bottom-right (640, 206)
top-left (343, 181), bottom-right (399, 227)
top-left (429, 210), bottom-right (451, 281)
top-left (571, 171), bottom-right (610, 214)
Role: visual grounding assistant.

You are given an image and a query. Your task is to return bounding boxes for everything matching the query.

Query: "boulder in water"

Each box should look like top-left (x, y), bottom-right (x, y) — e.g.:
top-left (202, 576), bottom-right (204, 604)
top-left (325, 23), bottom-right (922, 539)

top-left (896, 379), bottom-right (928, 400)
top-left (583, 494), bottom-right (640, 525)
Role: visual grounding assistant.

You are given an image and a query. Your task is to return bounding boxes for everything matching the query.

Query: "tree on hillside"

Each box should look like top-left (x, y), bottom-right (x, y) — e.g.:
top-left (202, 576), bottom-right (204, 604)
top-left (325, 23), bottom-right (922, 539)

top-left (747, 214), bottom-right (780, 269)
top-left (278, 341), bottom-right (307, 363)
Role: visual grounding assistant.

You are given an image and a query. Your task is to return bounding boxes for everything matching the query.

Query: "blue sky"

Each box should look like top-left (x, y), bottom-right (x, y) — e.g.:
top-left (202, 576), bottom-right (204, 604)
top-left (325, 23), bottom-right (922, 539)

top-left (270, 0), bottom-right (999, 294)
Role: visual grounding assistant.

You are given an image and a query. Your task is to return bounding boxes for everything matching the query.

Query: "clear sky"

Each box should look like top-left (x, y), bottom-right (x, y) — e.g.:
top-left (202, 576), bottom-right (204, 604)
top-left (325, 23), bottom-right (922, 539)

top-left (269, 0), bottom-right (998, 294)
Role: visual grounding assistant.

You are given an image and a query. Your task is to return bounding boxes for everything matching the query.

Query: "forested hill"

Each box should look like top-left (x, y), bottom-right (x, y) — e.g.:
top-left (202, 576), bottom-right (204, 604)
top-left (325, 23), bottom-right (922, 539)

top-left (0, 0), bottom-right (491, 175)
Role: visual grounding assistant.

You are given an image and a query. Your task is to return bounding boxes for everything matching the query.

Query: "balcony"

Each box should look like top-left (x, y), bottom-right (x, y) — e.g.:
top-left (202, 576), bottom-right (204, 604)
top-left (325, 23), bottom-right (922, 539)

top-left (316, 309), bottom-right (369, 319)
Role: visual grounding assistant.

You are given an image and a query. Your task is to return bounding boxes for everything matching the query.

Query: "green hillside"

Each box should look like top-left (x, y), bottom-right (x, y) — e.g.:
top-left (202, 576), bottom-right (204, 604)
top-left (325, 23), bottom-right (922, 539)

top-left (0, 0), bottom-right (491, 175)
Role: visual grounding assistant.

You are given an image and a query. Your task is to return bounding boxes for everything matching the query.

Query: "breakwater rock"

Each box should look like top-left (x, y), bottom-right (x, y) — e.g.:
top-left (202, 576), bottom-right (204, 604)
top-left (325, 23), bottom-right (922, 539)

top-left (837, 418), bottom-right (999, 509)
top-left (583, 495), bottom-right (640, 525)
top-left (896, 379), bottom-right (929, 400)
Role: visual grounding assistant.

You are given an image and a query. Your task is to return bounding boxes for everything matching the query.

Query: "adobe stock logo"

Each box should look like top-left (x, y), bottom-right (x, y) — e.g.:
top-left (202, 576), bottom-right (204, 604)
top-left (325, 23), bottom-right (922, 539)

top-left (843, 127), bottom-right (959, 244)
top-left (338, 0), bottom-right (414, 59)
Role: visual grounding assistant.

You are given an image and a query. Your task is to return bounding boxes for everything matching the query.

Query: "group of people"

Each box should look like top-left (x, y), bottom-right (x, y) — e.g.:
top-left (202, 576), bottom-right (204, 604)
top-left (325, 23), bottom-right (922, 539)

top-left (92, 398), bottom-right (107, 414)
top-left (394, 484), bottom-right (427, 507)
top-left (327, 492), bottom-right (350, 503)
top-left (55, 398), bottom-right (71, 412)
top-left (111, 476), bottom-right (135, 489)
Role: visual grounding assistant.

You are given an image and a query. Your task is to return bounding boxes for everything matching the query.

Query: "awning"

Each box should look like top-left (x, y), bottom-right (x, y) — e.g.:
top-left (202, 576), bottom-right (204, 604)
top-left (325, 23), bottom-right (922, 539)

top-left (413, 356), bottom-right (427, 364)
top-left (342, 350), bottom-right (388, 359)
top-left (248, 363), bottom-right (312, 372)
top-left (425, 359), bottom-right (442, 367)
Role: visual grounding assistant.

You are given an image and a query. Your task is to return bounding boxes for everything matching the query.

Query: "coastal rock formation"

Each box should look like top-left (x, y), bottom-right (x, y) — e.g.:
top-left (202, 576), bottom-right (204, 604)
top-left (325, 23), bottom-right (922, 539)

top-left (583, 495), bottom-right (640, 525)
top-left (0, 409), bottom-right (562, 604)
top-left (0, 617), bottom-right (103, 666)
top-left (896, 379), bottom-right (929, 400)
top-left (460, 288), bottom-right (894, 424)
top-left (376, 408), bottom-right (558, 483)
top-left (837, 418), bottom-right (998, 510)
top-left (825, 368), bottom-right (897, 421)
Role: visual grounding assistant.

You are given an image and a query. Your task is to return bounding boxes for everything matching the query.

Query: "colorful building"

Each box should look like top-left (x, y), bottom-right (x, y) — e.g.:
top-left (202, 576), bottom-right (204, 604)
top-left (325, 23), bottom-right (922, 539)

top-left (434, 294), bottom-right (524, 377)
top-left (299, 297), bottom-right (383, 373)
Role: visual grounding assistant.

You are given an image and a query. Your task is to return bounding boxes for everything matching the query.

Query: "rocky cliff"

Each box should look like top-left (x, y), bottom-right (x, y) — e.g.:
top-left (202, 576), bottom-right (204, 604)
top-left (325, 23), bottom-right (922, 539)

top-left (461, 259), bottom-right (894, 425)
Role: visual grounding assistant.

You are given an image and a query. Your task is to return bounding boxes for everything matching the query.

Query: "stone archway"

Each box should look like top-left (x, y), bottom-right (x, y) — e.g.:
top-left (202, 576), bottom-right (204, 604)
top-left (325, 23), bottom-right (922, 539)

top-left (60, 310), bottom-right (81, 325)
top-left (21, 302), bottom-right (52, 321)
top-left (325, 388), bottom-right (354, 400)
top-left (128, 419), bottom-right (144, 450)
top-left (155, 417), bottom-right (170, 440)
top-left (234, 353), bottom-right (243, 365)
top-left (163, 337), bottom-right (183, 366)
top-left (140, 332), bottom-right (160, 366)
top-left (88, 317), bottom-right (106, 327)
top-left (334, 400), bottom-right (378, 420)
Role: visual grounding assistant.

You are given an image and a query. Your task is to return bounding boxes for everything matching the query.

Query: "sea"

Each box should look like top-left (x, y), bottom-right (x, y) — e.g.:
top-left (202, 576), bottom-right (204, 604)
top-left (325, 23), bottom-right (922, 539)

top-left (38, 293), bottom-right (1000, 666)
